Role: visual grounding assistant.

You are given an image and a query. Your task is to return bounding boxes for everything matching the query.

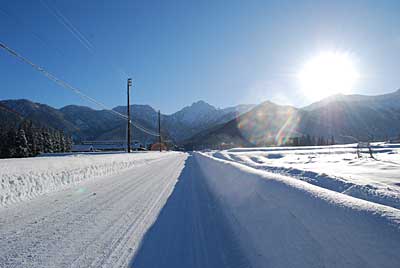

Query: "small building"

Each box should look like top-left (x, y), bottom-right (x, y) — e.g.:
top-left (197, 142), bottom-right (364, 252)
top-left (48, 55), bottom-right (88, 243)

top-left (150, 143), bottom-right (167, 151)
top-left (72, 140), bottom-right (144, 152)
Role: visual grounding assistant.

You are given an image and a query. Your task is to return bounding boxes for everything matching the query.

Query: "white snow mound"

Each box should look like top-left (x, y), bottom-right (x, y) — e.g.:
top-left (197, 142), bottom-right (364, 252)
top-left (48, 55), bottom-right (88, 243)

top-left (196, 152), bottom-right (400, 268)
top-left (0, 152), bottom-right (175, 207)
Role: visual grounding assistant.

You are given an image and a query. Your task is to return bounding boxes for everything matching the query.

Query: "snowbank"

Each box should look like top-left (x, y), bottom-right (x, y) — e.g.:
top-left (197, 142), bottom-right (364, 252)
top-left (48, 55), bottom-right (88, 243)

top-left (196, 152), bottom-right (400, 268)
top-left (0, 152), bottom-right (178, 207)
top-left (209, 144), bottom-right (400, 209)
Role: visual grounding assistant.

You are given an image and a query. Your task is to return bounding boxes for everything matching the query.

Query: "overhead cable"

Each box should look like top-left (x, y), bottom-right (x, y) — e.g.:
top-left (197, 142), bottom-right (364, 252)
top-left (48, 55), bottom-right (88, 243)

top-left (0, 41), bottom-right (160, 137)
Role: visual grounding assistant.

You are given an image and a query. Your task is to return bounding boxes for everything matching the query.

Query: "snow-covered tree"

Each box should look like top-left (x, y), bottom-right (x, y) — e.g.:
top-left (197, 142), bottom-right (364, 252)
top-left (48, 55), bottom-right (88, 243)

top-left (42, 129), bottom-right (54, 153)
top-left (15, 128), bottom-right (29, 157)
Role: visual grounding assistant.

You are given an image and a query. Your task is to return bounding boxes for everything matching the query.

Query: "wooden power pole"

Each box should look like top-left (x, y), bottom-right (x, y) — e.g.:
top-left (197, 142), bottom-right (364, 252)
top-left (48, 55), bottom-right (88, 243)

top-left (127, 78), bottom-right (132, 153)
top-left (158, 110), bottom-right (162, 152)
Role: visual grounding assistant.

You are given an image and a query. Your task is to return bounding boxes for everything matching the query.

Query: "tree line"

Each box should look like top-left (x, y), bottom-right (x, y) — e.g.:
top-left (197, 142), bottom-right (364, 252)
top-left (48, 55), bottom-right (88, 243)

top-left (284, 135), bottom-right (335, 146)
top-left (0, 121), bottom-right (72, 158)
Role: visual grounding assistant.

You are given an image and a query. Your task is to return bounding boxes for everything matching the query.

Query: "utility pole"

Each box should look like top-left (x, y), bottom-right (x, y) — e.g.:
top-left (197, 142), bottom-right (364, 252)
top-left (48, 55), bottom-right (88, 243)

top-left (127, 78), bottom-right (132, 153)
top-left (158, 110), bottom-right (162, 152)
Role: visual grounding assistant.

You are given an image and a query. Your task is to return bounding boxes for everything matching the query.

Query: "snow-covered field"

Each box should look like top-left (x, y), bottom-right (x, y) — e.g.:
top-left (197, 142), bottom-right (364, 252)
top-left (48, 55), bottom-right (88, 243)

top-left (0, 152), bottom-right (171, 207)
top-left (207, 143), bottom-right (400, 209)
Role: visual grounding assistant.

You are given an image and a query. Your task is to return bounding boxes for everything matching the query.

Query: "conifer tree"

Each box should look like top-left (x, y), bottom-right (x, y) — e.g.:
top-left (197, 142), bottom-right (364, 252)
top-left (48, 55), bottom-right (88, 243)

top-left (36, 129), bottom-right (45, 154)
top-left (6, 128), bottom-right (17, 157)
top-left (15, 128), bottom-right (29, 157)
top-left (0, 128), bottom-right (6, 158)
top-left (65, 135), bottom-right (73, 152)
top-left (43, 129), bottom-right (53, 153)
top-left (0, 118), bottom-right (73, 158)
top-left (23, 121), bottom-right (38, 156)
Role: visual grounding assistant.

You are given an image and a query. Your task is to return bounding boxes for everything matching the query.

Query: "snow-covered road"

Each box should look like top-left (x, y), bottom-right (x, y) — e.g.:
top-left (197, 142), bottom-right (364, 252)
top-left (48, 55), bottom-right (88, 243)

top-left (132, 155), bottom-right (250, 268)
top-left (0, 153), bottom-right (187, 268)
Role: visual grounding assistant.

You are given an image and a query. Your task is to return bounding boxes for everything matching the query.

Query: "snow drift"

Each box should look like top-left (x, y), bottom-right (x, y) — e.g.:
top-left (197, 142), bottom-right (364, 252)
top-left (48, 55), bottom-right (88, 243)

top-left (210, 143), bottom-right (400, 209)
top-left (196, 152), bottom-right (400, 268)
top-left (0, 152), bottom-right (176, 207)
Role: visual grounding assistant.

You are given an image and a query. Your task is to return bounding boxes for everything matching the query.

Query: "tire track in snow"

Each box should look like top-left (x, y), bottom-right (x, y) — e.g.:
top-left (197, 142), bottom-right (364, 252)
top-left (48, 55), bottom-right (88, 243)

top-left (69, 164), bottom-right (166, 267)
top-left (96, 156), bottom-right (185, 267)
top-left (132, 155), bottom-right (251, 268)
top-left (1, 163), bottom-right (157, 267)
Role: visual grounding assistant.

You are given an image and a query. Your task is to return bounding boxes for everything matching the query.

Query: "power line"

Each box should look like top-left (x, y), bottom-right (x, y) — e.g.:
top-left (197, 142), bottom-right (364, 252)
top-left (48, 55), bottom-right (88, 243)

top-left (131, 121), bottom-right (160, 137)
top-left (40, 0), bottom-right (94, 52)
top-left (0, 41), bottom-right (160, 137)
top-left (3, 2), bottom-right (128, 80)
top-left (0, 42), bottom-right (120, 116)
top-left (39, 0), bottom-right (129, 79)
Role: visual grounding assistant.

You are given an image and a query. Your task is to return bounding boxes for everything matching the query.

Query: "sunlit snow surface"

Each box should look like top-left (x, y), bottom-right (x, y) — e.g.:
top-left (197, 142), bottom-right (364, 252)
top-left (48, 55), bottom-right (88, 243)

top-left (0, 152), bottom-right (169, 207)
top-left (195, 151), bottom-right (400, 268)
top-left (206, 143), bottom-right (400, 209)
top-left (0, 149), bottom-right (399, 268)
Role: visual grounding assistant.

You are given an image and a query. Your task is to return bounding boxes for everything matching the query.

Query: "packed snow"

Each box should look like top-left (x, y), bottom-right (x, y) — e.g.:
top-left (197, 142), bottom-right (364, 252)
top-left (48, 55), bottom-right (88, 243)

top-left (207, 143), bottom-right (400, 209)
top-left (132, 154), bottom-right (251, 268)
top-left (0, 152), bottom-right (172, 207)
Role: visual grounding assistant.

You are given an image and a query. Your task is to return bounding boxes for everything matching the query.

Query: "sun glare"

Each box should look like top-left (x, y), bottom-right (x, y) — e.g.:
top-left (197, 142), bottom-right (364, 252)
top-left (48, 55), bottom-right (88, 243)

top-left (298, 51), bottom-right (359, 100)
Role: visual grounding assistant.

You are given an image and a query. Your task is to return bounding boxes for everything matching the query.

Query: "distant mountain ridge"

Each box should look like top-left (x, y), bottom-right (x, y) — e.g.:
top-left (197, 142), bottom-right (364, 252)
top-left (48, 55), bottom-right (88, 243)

top-left (0, 99), bottom-right (254, 144)
top-left (185, 89), bottom-right (400, 148)
top-left (2, 90), bottom-right (400, 149)
top-left (304, 89), bottom-right (400, 111)
top-left (164, 101), bottom-right (254, 141)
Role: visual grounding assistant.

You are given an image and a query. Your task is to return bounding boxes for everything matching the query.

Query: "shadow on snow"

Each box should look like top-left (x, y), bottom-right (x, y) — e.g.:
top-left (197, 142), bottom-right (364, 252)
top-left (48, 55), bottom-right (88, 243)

top-left (130, 154), bottom-right (250, 268)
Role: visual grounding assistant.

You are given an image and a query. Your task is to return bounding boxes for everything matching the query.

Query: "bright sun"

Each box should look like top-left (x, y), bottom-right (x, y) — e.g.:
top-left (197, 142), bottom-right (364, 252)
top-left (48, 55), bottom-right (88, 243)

top-left (298, 51), bottom-right (359, 100)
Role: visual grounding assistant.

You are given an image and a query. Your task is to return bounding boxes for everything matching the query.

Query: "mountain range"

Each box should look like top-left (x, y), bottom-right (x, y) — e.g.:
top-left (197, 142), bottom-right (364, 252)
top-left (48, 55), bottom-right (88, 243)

top-left (1, 89), bottom-right (400, 149)
top-left (185, 89), bottom-right (400, 148)
top-left (0, 99), bottom-right (254, 145)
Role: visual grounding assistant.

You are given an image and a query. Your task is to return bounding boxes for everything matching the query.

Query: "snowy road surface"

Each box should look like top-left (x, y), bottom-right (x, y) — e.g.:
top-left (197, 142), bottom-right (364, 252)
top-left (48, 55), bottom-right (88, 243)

top-left (0, 153), bottom-right (187, 268)
top-left (132, 155), bottom-right (250, 268)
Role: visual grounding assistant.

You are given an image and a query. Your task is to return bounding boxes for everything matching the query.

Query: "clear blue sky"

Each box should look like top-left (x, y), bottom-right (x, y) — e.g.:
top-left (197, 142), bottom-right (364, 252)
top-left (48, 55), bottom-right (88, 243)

top-left (1, 0), bottom-right (400, 114)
